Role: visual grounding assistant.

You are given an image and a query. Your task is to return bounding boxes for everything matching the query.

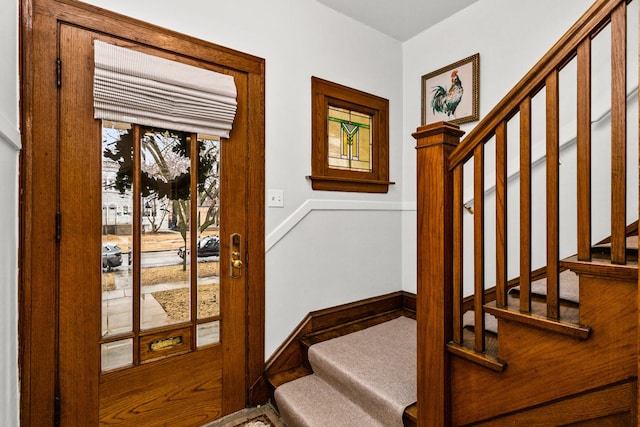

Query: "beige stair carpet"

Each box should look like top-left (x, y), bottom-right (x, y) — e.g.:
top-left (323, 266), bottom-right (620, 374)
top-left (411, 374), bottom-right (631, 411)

top-left (276, 374), bottom-right (386, 427)
top-left (509, 269), bottom-right (580, 303)
top-left (275, 316), bottom-right (416, 427)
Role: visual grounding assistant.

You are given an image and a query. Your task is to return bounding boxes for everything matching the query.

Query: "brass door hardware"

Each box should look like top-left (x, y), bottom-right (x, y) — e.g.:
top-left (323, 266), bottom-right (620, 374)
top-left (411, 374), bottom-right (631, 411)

top-left (230, 233), bottom-right (243, 278)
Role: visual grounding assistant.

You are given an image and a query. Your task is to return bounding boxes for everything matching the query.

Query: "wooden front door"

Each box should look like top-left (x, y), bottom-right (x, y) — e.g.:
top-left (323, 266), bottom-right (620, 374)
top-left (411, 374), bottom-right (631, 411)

top-left (20, 1), bottom-right (265, 425)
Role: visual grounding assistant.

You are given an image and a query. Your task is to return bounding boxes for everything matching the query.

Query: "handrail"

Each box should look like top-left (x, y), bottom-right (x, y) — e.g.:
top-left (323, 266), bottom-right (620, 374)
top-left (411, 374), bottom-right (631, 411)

top-left (448, 0), bottom-right (627, 170)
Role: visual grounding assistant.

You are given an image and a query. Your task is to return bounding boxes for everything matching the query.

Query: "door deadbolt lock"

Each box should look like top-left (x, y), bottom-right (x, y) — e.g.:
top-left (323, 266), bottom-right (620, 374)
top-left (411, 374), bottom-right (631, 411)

top-left (230, 234), bottom-right (243, 278)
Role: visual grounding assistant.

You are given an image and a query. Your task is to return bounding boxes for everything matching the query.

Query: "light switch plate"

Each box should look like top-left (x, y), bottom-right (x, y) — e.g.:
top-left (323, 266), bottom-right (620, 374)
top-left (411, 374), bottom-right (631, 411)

top-left (267, 189), bottom-right (284, 207)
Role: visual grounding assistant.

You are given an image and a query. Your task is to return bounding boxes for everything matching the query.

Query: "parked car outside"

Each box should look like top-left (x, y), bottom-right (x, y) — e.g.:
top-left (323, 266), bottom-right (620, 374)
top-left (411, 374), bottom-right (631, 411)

top-left (178, 236), bottom-right (220, 259)
top-left (102, 243), bottom-right (123, 271)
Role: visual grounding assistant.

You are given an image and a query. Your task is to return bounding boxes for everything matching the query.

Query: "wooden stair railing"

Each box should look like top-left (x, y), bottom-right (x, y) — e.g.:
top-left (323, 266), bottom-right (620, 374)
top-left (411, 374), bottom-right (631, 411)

top-left (414, 0), bottom-right (637, 425)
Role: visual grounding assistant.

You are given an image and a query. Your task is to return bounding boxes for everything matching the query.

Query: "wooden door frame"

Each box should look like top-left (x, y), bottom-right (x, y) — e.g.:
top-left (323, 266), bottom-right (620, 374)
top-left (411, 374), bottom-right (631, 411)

top-left (19, 0), bottom-right (265, 424)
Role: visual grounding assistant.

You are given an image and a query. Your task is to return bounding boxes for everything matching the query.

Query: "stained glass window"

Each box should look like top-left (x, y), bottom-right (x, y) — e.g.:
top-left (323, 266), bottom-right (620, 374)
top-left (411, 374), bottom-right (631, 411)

top-left (327, 107), bottom-right (372, 173)
top-left (309, 77), bottom-right (393, 193)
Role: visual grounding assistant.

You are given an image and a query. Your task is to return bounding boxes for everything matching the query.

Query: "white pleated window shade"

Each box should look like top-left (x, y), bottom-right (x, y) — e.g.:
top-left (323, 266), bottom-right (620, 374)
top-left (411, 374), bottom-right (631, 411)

top-left (93, 40), bottom-right (237, 138)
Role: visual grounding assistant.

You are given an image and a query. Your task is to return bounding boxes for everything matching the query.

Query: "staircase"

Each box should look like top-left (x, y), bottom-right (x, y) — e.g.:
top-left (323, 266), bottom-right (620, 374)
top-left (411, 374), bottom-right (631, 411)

top-left (267, 234), bottom-right (636, 426)
top-left (413, 0), bottom-right (640, 424)
top-left (275, 316), bottom-right (416, 427)
top-left (264, 292), bottom-right (417, 426)
top-left (452, 237), bottom-right (637, 425)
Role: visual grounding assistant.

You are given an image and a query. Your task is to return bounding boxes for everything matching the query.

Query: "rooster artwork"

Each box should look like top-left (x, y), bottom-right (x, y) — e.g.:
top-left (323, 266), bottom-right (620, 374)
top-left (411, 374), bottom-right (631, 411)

top-left (430, 70), bottom-right (464, 119)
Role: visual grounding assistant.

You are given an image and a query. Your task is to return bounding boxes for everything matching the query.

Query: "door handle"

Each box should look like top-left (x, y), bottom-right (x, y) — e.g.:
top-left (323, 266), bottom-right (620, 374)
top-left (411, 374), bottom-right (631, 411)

top-left (232, 255), bottom-right (243, 269)
top-left (230, 233), bottom-right (243, 278)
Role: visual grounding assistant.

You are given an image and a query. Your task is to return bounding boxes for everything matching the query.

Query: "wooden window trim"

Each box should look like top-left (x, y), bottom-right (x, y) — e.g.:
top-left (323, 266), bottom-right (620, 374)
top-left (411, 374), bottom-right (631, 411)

top-left (309, 77), bottom-right (394, 193)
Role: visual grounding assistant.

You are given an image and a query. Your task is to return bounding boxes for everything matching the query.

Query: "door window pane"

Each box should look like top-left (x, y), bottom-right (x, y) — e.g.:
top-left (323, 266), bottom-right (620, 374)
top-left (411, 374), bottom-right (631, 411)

top-left (197, 321), bottom-right (220, 347)
top-left (140, 128), bottom-right (192, 329)
top-left (101, 339), bottom-right (133, 371)
top-left (102, 121), bottom-right (134, 336)
top-left (197, 136), bottom-right (221, 319)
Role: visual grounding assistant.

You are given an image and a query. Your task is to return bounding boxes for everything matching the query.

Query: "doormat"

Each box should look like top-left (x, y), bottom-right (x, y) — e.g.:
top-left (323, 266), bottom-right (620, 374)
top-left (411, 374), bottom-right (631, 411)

top-left (203, 404), bottom-right (286, 427)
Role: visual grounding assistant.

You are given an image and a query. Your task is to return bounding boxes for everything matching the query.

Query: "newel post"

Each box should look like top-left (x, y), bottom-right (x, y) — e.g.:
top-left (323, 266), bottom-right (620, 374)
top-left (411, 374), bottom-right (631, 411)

top-left (413, 122), bottom-right (464, 426)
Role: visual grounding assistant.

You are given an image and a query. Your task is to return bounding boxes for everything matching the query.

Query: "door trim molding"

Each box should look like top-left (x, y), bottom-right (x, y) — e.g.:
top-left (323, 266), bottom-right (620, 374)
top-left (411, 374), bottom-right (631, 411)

top-left (19, 0), bottom-right (265, 424)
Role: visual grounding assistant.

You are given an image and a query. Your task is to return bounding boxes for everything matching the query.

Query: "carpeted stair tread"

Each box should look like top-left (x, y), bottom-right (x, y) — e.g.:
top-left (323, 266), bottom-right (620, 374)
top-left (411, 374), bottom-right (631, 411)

top-left (591, 235), bottom-right (638, 258)
top-left (275, 374), bottom-right (386, 427)
top-left (509, 269), bottom-right (579, 304)
top-left (462, 311), bottom-right (498, 334)
top-left (463, 270), bottom-right (580, 335)
top-left (308, 316), bottom-right (416, 426)
top-left (275, 316), bottom-right (416, 427)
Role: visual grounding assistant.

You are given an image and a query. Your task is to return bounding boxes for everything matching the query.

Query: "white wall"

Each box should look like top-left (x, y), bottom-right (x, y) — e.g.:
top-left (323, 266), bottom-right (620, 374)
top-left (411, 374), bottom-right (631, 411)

top-left (1, 0), bottom-right (20, 425)
top-left (401, 0), bottom-right (595, 293)
top-left (77, 0), bottom-right (405, 358)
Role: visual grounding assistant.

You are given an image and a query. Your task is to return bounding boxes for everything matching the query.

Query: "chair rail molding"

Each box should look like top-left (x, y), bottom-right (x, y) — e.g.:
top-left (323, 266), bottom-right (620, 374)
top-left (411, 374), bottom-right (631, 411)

top-left (0, 112), bottom-right (21, 151)
top-left (266, 199), bottom-right (415, 252)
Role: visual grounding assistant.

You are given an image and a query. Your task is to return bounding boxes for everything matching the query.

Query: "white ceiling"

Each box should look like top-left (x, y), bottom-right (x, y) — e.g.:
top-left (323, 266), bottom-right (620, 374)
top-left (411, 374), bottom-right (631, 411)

top-left (316, 0), bottom-right (479, 42)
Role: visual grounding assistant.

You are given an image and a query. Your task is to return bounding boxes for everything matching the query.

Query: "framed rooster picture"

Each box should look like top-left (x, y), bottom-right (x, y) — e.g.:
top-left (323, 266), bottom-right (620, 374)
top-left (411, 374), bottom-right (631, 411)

top-left (421, 53), bottom-right (479, 126)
